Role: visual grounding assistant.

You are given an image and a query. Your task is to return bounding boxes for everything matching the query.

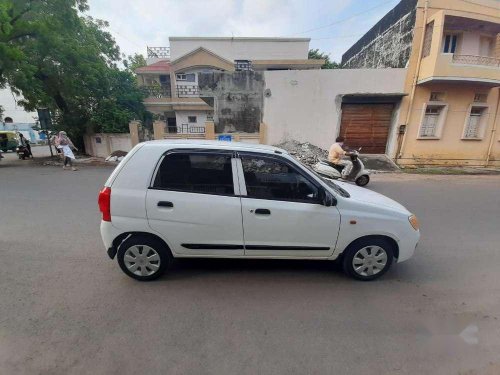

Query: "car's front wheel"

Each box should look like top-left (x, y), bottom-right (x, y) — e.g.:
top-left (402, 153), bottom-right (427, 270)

top-left (342, 238), bottom-right (394, 281)
top-left (117, 235), bottom-right (172, 281)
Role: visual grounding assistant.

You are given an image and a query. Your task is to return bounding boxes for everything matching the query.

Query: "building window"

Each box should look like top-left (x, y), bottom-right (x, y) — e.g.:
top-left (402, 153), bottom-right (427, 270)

top-left (419, 105), bottom-right (446, 138)
top-left (188, 116), bottom-right (197, 123)
top-left (443, 34), bottom-right (458, 53)
top-left (176, 73), bottom-right (186, 81)
top-left (463, 107), bottom-right (487, 139)
top-left (159, 75), bottom-right (169, 83)
top-left (422, 21), bottom-right (434, 58)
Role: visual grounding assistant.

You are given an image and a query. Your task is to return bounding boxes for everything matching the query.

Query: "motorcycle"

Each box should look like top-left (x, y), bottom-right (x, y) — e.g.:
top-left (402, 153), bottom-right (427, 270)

top-left (16, 144), bottom-right (31, 160)
top-left (313, 148), bottom-right (370, 187)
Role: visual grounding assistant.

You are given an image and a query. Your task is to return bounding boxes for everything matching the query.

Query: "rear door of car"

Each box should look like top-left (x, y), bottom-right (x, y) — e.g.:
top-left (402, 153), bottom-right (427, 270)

top-left (237, 152), bottom-right (340, 258)
top-left (146, 149), bottom-right (244, 256)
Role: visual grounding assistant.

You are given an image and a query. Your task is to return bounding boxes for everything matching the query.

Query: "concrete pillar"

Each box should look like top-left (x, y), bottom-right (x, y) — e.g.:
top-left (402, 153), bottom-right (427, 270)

top-left (205, 121), bottom-right (215, 140)
top-left (259, 122), bottom-right (267, 144)
top-left (104, 134), bottom-right (112, 156)
top-left (153, 120), bottom-right (165, 140)
top-left (170, 72), bottom-right (177, 98)
top-left (495, 33), bottom-right (500, 60)
top-left (129, 121), bottom-right (140, 146)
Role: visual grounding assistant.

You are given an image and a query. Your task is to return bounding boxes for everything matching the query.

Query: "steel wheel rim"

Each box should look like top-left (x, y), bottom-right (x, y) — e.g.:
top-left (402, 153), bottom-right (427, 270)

top-left (124, 245), bottom-right (161, 277)
top-left (352, 245), bottom-right (387, 277)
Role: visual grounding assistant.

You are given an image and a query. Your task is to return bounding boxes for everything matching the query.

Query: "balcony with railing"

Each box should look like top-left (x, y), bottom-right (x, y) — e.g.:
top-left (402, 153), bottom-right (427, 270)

top-left (176, 84), bottom-right (200, 98)
top-left (452, 54), bottom-right (500, 67)
top-left (417, 14), bottom-right (500, 86)
top-left (140, 85), bottom-right (171, 98)
top-left (147, 46), bottom-right (170, 59)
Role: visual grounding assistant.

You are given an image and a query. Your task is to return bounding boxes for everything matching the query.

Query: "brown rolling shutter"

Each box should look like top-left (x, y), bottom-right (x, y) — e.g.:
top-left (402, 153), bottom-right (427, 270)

top-left (339, 104), bottom-right (393, 154)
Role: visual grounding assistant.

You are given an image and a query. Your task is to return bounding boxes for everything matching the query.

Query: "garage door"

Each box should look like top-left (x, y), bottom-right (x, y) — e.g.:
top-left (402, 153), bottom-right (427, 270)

top-left (339, 104), bottom-right (393, 154)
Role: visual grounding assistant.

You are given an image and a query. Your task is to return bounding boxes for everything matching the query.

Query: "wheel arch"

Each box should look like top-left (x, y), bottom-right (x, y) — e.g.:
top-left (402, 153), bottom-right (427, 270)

top-left (342, 235), bottom-right (399, 260)
top-left (110, 231), bottom-right (172, 259)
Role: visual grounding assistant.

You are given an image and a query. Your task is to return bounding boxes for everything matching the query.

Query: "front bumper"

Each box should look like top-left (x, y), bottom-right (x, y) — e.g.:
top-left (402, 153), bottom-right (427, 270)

top-left (397, 230), bottom-right (420, 263)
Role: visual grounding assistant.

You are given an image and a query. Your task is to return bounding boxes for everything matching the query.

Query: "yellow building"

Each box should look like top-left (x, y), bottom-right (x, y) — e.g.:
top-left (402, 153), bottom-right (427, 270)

top-left (342, 0), bottom-right (500, 167)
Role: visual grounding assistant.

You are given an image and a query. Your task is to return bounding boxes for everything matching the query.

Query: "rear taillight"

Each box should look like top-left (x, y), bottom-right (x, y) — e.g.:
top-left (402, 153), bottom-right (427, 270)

top-left (98, 187), bottom-right (111, 222)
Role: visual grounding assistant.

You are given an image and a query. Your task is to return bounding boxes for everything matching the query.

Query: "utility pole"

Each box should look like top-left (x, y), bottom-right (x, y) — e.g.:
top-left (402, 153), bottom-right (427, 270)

top-left (37, 108), bottom-right (54, 157)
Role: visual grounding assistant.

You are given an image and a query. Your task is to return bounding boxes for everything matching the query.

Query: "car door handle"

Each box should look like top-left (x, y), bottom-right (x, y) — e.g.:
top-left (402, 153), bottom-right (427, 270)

top-left (158, 201), bottom-right (173, 208)
top-left (254, 208), bottom-right (271, 215)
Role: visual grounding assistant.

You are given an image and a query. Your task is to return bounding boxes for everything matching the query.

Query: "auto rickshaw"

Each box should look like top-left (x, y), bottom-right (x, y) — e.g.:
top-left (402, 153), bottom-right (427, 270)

top-left (0, 131), bottom-right (20, 152)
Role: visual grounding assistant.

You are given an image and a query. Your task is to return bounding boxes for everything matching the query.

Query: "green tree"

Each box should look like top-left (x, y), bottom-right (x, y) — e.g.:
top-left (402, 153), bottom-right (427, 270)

top-left (90, 69), bottom-right (151, 133)
top-left (0, 0), bottom-right (150, 146)
top-left (123, 53), bottom-right (147, 75)
top-left (308, 49), bottom-right (341, 69)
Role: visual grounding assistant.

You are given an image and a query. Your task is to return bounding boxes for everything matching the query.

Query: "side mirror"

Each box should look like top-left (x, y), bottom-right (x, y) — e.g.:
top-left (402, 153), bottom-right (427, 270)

top-left (320, 189), bottom-right (336, 207)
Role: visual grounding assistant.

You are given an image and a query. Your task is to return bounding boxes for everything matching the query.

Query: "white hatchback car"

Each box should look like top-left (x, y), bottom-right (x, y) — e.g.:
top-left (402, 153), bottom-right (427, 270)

top-left (99, 140), bottom-right (419, 281)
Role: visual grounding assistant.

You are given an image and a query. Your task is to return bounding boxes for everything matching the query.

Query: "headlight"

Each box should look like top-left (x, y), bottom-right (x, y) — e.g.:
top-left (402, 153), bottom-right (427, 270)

top-left (408, 215), bottom-right (420, 231)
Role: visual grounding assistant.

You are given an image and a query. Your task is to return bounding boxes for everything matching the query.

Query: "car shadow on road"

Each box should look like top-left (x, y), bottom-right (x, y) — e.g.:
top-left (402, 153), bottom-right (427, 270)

top-left (153, 257), bottom-right (424, 285)
top-left (158, 258), bottom-right (359, 284)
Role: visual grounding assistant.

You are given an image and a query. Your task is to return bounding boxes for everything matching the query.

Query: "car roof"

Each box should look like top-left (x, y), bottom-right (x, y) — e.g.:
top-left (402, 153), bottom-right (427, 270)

top-left (143, 139), bottom-right (288, 154)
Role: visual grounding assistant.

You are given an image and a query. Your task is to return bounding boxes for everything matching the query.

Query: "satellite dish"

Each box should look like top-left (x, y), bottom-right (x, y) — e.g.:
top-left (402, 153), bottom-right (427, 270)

top-left (264, 88), bottom-right (272, 98)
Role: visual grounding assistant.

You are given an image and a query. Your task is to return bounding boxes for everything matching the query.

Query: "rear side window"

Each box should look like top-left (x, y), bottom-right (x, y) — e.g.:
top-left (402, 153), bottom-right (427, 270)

top-left (153, 152), bottom-right (234, 195)
top-left (241, 156), bottom-right (320, 203)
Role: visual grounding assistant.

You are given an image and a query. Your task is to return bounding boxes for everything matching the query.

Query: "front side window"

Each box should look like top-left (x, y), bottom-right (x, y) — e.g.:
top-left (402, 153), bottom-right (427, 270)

top-left (241, 156), bottom-right (320, 203)
top-left (443, 34), bottom-right (458, 53)
top-left (153, 152), bottom-right (234, 195)
top-left (188, 116), bottom-right (197, 123)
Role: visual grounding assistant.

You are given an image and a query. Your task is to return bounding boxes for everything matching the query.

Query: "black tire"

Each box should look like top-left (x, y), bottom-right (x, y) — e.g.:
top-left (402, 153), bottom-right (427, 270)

top-left (355, 175), bottom-right (370, 186)
top-left (342, 237), bottom-right (394, 281)
top-left (117, 235), bottom-right (172, 281)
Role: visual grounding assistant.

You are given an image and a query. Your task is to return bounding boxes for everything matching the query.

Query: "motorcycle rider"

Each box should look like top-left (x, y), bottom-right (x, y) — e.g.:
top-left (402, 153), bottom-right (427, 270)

top-left (328, 136), bottom-right (347, 173)
top-left (19, 133), bottom-right (33, 158)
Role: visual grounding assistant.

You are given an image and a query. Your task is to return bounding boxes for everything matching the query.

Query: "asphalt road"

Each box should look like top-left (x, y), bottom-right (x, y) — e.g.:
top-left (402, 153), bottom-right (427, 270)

top-left (1, 149), bottom-right (500, 375)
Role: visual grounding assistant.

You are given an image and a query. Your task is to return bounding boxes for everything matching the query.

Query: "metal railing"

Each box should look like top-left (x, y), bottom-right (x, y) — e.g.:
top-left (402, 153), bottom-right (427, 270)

top-left (147, 46), bottom-right (170, 59)
top-left (452, 54), bottom-right (500, 67)
top-left (140, 85), bottom-right (171, 98)
top-left (175, 124), bottom-right (206, 134)
top-left (176, 84), bottom-right (200, 97)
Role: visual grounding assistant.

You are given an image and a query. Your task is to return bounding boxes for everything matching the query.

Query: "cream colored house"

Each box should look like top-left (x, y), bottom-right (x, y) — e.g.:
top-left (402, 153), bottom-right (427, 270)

top-left (136, 37), bottom-right (323, 136)
top-left (342, 0), bottom-right (500, 167)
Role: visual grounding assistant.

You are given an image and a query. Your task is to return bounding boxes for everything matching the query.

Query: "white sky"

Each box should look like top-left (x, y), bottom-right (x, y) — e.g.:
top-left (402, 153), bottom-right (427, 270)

top-left (87, 0), bottom-right (400, 62)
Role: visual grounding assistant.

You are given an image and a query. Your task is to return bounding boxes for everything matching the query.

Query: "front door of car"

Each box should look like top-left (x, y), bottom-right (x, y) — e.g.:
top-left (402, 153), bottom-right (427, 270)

top-left (237, 153), bottom-right (340, 258)
top-left (146, 150), bottom-right (244, 256)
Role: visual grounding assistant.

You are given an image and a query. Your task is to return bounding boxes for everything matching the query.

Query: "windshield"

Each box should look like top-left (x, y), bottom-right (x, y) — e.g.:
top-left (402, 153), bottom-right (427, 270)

top-left (300, 162), bottom-right (350, 198)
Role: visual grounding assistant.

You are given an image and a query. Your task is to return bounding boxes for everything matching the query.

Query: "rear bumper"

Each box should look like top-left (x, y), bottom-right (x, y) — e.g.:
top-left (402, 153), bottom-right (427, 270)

top-left (101, 221), bottom-right (121, 259)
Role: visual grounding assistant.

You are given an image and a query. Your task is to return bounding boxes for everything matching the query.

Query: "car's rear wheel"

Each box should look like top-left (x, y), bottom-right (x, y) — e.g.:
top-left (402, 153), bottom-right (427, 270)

top-left (342, 238), bottom-right (394, 281)
top-left (117, 235), bottom-right (172, 281)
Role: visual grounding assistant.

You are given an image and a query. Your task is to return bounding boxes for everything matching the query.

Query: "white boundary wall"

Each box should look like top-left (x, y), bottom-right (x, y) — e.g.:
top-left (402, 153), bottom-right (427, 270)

top-left (263, 68), bottom-right (407, 154)
top-left (83, 133), bottom-right (132, 158)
